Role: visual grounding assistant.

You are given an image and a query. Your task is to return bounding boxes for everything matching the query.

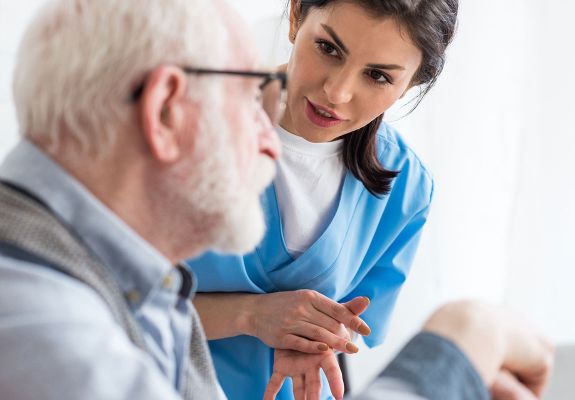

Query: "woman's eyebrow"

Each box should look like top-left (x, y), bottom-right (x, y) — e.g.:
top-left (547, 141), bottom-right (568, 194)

top-left (321, 24), bottom-right (349, 55)
top-left (367, 63), bottom-right (406, 71)
top-left (320, 24), bottom-right (406, 71)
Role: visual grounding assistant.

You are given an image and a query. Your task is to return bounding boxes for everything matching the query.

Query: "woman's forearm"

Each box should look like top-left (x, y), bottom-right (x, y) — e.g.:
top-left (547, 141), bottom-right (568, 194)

top-left (193, 293), bottom-right (258, 340)
top-left (193, 289), bottom-right (369, 354)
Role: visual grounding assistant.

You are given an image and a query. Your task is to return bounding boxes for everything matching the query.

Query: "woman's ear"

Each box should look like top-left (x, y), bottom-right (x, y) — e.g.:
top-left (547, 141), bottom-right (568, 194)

top-left (138, 65), bottom-right (191, 163)
top-left (289, 0), bottom-right (301, 43)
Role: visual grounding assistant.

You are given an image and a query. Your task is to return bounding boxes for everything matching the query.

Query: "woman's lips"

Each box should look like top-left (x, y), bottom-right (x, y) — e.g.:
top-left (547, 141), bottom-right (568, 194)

top-left (304, 98), bottom-right (345, 128)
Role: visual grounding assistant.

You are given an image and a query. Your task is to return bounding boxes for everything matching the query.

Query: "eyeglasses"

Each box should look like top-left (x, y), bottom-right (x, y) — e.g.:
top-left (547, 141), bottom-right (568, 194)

top-left (131, 67), bottom-right (288, 126)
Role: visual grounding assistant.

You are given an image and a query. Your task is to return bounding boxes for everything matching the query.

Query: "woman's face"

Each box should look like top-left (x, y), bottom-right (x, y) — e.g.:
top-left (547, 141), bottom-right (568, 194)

top-left (281, 1), bottom-right (423, 142)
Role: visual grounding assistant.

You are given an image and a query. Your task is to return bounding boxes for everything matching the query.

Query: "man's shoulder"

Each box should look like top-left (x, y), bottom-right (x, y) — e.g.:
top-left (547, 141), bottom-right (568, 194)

top-left (0, 256), bottom-right (182, 400)
top-left (0, 254), bottom-right (116, 322)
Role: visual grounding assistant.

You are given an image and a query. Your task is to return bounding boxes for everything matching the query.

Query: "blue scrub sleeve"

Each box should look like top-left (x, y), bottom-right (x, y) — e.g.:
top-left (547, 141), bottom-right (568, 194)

top-left (341, 202), bottom-right (432, 348)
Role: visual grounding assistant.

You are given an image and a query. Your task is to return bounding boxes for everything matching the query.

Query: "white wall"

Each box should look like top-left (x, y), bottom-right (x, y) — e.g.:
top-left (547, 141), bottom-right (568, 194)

top-left (0, 1), bottom-right (43, 157)
top-left (2, 0), bottom-right (574, 395)
top-left (0, 0), bottom-right (289, 158)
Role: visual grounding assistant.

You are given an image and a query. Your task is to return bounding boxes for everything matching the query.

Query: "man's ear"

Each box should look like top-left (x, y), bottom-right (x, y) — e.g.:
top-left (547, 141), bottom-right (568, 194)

top-left (138, 65), bottom-right (190, 163)
top-left (289, 0), bottom-right (301, 43)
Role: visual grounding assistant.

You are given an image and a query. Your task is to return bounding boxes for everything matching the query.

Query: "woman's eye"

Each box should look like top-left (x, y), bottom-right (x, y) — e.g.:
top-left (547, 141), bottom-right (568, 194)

top-left (367, 69), bottom-right (390, 84)
top-left (318, 41), bottom-right (338, 57)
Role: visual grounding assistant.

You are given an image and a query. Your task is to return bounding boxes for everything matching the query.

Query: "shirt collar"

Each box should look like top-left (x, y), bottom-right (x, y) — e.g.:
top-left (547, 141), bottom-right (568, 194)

top-left (276, 125), bottom-right (343, 157)
top-left (0, 139), bottom-right (174, 309)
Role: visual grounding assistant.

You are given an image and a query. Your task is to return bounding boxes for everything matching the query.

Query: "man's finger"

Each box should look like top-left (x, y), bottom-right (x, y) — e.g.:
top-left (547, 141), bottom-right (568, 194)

top-left (320, 354), bottom-right (345, 400)
top-left (263, 373), bottom-right (286, 400)
top-left (305, 368), bottom-right (322, 400)
top-left (491, 370), bottom-right (538, 400)
top-left (292, 375), bottom-right (306, 400)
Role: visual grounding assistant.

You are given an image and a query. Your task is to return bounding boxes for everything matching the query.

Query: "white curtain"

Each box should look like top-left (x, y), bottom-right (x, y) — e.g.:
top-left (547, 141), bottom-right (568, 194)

top-left (2, 0), bottom-right (574, 393)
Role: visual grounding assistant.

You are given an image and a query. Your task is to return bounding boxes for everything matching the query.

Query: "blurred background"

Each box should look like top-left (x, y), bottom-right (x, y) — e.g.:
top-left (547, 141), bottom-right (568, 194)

top-left (1, 0), bottom-right (574, 396)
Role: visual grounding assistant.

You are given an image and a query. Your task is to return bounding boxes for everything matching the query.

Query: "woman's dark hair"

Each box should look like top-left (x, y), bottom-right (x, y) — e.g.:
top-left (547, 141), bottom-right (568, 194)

top-left (290, 0), bottom-right (458, 196)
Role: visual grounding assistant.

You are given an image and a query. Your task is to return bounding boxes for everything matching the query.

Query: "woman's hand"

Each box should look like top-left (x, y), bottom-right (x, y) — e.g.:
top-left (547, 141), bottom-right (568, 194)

top-left (194, 290), bottom-right (370, 354)
top-left (248, 290), bottom-right (370, 354)
top-left (263, 349), bottom-right (344, 400)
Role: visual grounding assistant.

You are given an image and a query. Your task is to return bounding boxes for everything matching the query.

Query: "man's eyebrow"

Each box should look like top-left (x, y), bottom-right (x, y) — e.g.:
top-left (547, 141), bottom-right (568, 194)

top-left (321, 24), bottom-right (349, 55)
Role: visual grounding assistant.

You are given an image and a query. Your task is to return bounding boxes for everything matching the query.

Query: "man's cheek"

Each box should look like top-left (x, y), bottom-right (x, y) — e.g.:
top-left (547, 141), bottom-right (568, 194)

top-left (234, 141), bottom-right (258, 184)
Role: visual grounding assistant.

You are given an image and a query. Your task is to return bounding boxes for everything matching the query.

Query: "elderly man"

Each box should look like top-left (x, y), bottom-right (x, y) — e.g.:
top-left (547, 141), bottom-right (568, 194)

top-left (0, 0), bottom-right (553, 399)
top-left (0, 0), bottom-right (281, 398)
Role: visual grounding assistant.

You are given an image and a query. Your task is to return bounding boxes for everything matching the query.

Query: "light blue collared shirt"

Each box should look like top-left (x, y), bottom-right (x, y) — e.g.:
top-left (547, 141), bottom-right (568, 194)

top-left (0, 140), bottom-right (486, 400)
top-left (0, 140), bottom-right (197, 399)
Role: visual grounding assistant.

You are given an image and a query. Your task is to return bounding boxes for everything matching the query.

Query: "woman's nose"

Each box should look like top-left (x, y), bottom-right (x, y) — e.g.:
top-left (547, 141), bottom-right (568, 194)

top-left (323, 70), bottom-right (354, 105)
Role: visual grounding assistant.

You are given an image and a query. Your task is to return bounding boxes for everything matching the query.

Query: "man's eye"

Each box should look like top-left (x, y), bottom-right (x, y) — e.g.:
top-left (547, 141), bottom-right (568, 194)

top-left (317, 41), bottom-right (338, 57)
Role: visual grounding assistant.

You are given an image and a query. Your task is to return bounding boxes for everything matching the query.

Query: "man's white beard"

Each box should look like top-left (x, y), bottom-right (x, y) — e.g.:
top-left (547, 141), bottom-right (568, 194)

top-left (179, 89), bottom-right (275, 255)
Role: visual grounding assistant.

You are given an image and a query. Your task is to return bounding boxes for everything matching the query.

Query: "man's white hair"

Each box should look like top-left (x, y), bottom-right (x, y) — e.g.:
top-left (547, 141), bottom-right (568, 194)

top-left (13, 0), bottom-right (228, 153)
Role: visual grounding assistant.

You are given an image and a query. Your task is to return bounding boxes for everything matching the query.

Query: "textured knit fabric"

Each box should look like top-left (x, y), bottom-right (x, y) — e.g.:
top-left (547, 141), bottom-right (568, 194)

top-left (0, 184), bottom-right (147, 349)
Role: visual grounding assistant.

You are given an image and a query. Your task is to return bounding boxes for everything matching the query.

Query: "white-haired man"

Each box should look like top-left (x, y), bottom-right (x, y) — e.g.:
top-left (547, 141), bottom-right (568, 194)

top-left (0, 0), bottom-right (282, 398)
top-left (0, 1), bottom-right (553, 400)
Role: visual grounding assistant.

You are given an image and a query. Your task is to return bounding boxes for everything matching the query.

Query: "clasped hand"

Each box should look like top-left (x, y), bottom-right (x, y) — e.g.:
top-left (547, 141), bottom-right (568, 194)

top-left (250, 289), bottom-right (371, 354)
top-left (250, 290), bottom-right (371, 400)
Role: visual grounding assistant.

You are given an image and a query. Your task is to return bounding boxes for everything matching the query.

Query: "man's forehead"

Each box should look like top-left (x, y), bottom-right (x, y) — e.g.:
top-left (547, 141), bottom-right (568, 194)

top-left (212, 0), bottom-right (260, 69)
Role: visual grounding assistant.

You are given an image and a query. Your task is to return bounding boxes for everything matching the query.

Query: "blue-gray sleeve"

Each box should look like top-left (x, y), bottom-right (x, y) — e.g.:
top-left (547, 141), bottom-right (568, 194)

top-left (362, 332), bottom-right (489, 400)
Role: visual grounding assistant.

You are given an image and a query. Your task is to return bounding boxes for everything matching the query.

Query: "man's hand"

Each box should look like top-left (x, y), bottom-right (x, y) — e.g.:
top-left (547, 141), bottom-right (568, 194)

top-left (263, 349), bottom-right (344, 400)
top-left (491, 370), bottom-right (539, 400)
top-left (248, 290), bottom-right (370, 354)
top-left (491, 309), bottom-right (554, 399)
top-left (423, 301), bottom-right (554, 400)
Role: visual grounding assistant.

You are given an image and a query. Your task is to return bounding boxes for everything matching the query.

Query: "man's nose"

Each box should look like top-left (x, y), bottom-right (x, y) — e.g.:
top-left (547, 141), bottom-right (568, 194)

top-left (257, 109), bottom-right (281, 161)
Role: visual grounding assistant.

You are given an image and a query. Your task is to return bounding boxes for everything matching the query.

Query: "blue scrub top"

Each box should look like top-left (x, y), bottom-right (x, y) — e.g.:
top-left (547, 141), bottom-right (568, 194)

top-left (186, 122), bottom-right (434, 400)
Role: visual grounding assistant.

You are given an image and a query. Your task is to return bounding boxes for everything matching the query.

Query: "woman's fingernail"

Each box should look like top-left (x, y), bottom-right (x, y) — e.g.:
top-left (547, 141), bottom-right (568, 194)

top-left (346, 342), bottom-right (359, 353)
top-left (318, 343), bottom-right (329, 351)
top-left (358, 324), bottom-right (371, 336)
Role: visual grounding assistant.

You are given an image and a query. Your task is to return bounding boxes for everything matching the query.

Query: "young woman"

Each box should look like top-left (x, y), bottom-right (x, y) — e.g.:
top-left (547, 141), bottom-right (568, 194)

top-left (187, 0), bottom-right (458, 399)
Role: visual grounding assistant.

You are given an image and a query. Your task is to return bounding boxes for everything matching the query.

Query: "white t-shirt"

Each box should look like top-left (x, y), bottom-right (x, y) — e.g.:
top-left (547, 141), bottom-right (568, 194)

top-left (274, 126), bottom-right (346, 258)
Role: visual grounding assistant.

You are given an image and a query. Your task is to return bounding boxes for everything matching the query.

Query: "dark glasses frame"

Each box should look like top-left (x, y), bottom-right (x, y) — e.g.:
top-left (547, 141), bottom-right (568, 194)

top-left (130, 67), bottom-right (287, 102)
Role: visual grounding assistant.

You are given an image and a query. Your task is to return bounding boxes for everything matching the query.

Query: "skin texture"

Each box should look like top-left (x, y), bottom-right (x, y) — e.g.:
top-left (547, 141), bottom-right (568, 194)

top-left (281, 1), bottom-right (422, 143)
